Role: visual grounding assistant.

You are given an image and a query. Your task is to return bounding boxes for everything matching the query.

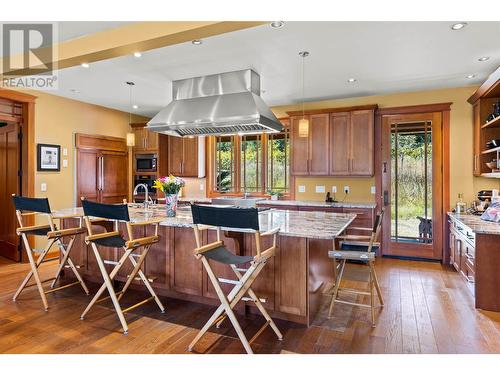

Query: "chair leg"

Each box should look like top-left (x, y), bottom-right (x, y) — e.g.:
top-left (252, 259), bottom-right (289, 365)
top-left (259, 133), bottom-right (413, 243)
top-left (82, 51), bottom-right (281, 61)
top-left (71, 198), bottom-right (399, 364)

top-left (370, 262), bottom-right (384, 306)
top-left (13, 235), bottom-right (55, 310)
top-left (52, 237), bottom-right (90, 295)
top-left (369, 267), bottom-right (375, 328)
top-left (328, 259), bottom-right (346, 319)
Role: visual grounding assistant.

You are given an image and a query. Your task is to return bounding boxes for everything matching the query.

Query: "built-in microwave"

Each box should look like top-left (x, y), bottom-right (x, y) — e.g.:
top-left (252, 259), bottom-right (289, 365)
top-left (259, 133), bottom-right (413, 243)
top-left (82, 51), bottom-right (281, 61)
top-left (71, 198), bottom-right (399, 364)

top-left (135, 153), bottom-right (157, 172)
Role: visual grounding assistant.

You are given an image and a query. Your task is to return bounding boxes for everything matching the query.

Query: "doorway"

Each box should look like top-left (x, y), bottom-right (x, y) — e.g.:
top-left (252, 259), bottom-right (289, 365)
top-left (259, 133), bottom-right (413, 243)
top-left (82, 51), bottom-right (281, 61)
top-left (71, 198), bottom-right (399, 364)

top-left (380, 110), bottom-right (447, 260)
top-left (0, 102), bottom-right (22, 261)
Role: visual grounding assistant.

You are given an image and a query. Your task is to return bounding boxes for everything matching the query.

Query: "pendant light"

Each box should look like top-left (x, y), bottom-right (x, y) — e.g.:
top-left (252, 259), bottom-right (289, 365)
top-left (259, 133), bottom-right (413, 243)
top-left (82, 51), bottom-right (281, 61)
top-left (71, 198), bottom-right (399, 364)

top-left (298, 51), bottom-right (310, 138)
top-left (126, 81), bottom-right (136, 147)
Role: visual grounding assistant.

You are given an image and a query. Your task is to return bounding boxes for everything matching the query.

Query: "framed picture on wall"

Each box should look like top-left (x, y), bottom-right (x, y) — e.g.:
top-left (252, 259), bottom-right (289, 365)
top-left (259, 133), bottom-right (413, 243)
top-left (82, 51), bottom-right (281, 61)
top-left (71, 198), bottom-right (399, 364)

top-left (37, 144), bottom-right (61, 172)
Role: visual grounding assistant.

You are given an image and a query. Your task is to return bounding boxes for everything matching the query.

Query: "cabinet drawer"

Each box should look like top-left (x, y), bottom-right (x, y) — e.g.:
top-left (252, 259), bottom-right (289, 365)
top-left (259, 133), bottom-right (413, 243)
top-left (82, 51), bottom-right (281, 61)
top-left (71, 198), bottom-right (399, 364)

top-left (343, 208), bottom-right (374, 228)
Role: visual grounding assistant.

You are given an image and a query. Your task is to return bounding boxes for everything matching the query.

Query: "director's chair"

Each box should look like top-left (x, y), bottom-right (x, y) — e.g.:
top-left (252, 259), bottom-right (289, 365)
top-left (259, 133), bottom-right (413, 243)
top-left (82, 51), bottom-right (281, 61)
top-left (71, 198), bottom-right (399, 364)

top-left (188, 204), bottom-right (283, 354)
top-left (12, 195), bottom-right (89, 311)
top-left (79, 198), bottom-right (165, 334)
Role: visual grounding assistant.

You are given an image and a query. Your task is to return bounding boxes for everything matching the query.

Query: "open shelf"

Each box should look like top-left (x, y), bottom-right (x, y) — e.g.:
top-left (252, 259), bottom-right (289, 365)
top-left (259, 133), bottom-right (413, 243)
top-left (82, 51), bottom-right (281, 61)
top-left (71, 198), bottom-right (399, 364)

top-left (481, 173), bottom-right (500, 178)
top-left (481, 115), bottom-right (500, 129)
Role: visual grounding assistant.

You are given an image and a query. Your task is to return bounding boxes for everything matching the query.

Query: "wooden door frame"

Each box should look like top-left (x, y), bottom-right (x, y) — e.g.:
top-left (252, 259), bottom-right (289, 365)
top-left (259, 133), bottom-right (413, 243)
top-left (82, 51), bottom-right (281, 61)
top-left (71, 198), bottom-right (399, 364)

top-left (375, 103), bottom-right (451, 262)
top-left (0, 89), bottom-right (37, 262)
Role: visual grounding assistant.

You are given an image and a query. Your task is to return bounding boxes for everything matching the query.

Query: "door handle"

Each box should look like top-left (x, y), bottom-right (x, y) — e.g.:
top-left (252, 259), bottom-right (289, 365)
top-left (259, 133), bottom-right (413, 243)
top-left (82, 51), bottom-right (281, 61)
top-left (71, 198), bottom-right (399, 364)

top-left (383, 162), bottom-right (387, 173)
top-left (100, 156), bottom-right (104, 191)
top-left (383, 190), bottom-right (389, 206)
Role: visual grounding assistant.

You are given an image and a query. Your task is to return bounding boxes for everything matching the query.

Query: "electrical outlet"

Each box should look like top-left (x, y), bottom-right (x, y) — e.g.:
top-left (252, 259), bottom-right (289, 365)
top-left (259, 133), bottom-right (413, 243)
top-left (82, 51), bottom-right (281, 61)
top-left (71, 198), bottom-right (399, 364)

top-left (41, 183), bottom-right (47, 192)
top-left (332, 186), bottom-right (337, 193)
top-left (315, 185), bottom-right (325, 193)
top-left (298, 185), bottom-right (306, 193)
top-left (344, 186), bottom-right (350, 194)
top-left (62, 159), bottom-right (68, 168)
top-left (199, 183), bottom-right (204, 191)
top-left (371, 186), bottom-right (376, 194)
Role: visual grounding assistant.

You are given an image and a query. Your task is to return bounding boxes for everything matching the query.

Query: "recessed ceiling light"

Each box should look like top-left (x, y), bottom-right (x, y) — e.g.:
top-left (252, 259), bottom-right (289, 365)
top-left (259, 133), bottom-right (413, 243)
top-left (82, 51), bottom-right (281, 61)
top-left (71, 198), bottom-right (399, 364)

top-left (270, 21), bottom-right (285, 29)
top-left (478, 56), bottom-right (490, 62)
top-left (451, 22), bottom-right (467, 30)
top-left (347, 78), bottom-right (357, 83)
top-left (133, 52), bottom-right (142, 58)
top-left (466, 74), bottom-right (476, 79)
top-left (81, 63), bottom-right (89, 68)
top-left (132, 104), bottom-right (139, 109)
top-left (192, 39), bottom-right (202, 45)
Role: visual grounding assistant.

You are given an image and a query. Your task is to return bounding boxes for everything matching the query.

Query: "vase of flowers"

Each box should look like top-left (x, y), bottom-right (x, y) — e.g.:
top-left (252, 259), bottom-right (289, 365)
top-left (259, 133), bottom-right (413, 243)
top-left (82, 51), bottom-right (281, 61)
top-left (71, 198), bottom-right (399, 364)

top-left (153, 175), bottom-right (185, 217)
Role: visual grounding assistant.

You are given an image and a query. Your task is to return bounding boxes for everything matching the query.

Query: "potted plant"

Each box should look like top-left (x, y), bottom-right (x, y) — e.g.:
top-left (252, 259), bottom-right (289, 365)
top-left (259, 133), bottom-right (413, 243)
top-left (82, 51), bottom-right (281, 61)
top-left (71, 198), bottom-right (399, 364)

top-left (153, 175), bottom-right (185, 217)
top-left (267, 189), bottom-right (283, 201)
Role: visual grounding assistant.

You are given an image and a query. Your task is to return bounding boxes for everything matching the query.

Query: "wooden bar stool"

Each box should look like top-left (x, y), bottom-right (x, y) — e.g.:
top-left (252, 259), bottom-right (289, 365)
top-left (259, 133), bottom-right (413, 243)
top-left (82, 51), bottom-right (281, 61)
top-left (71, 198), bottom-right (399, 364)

top-left (80, 198), bottom-right (165, 334)
top-left (12, 195), bottom-right (89, 311)
top-left (328, 209), bottom-right (385, 327)
top-left (188, 205), bottom-right (283, 354)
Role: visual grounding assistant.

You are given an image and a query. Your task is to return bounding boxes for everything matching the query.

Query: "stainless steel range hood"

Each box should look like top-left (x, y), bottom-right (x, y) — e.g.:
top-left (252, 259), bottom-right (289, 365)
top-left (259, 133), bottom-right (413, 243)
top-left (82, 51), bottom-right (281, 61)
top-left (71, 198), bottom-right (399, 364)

top-left (146, 69), bottom-right (283, 137)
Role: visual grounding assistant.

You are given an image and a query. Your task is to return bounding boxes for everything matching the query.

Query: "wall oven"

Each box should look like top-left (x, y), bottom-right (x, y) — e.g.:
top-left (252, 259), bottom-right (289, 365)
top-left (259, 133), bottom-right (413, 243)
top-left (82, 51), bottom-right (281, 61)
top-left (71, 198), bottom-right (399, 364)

top-left (135, 153), bottom-right (157, 172)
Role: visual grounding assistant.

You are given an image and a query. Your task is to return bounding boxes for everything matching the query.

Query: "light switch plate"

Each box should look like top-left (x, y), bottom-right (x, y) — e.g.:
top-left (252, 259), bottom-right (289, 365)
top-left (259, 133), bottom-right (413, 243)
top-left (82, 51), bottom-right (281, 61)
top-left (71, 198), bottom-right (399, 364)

top-left (371, 186), bottom-right (376, 194)
top-left (41, 183), bottom-right (47, 192)
top-left (62, 159), bottom-right (68, 168)
top-left (200, 183), bottom-right (204, 191)
top-left (315, 185), bottom-right (325, 193)
top-left (63, 148), bottom-right (68, 156)
top-left (298, 185), bottom-right (306, 193)
top-left (344, 186), bottom-right (350, 194)
top-left (332, 186), bottom-right (337, 193)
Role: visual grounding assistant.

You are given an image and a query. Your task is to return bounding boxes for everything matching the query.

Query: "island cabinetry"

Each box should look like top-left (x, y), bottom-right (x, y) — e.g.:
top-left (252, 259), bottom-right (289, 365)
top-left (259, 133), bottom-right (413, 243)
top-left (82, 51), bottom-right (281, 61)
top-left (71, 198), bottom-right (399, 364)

top-left (170, 227), bottom-right (203, 296)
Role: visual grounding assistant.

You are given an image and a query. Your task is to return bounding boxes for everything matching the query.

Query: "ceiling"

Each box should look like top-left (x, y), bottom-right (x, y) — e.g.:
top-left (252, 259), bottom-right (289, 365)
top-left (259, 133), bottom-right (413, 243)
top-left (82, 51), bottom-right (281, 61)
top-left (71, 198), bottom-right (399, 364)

top-left (41, 21), bottom-right (500, 117)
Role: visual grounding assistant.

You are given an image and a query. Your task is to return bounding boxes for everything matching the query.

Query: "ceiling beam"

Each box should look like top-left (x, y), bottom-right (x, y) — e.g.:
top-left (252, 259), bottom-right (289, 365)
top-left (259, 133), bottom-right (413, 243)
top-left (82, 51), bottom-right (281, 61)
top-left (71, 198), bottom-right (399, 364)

top-left (1, 21), bottom-right (266, 75)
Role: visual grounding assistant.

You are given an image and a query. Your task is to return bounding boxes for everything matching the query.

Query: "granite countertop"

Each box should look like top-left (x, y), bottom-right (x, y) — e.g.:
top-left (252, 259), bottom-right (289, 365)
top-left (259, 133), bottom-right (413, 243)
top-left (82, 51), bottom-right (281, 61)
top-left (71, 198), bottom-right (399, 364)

top-left (53, 205), bottom-right (356, 240)
top-left (448, 212), bottom-right (500, 235)
top-left (257, 199), bottom-right (377, 209)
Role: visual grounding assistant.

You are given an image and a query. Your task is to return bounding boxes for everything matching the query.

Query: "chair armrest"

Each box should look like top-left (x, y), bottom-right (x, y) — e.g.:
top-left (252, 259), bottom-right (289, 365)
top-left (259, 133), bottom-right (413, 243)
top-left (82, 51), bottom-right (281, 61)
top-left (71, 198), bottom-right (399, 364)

top-left (16, 223), bottom-right (51, 233)
top-left (341, 240), bottom-right (380, 247)
top-left (126, 235), bottom-right (159, 249)
top-left (348, 227), bottom-right (373, 232)
top-left (47, 227), bottom-right (86, 239)
top-left (194, 241), bottom-right (224, 255)
top-left (85, 231), bottom-right (120, 242)
top-left (129, 218), bottom-right (163, 227)
top-left (260, 227), bottom-right (280, 237)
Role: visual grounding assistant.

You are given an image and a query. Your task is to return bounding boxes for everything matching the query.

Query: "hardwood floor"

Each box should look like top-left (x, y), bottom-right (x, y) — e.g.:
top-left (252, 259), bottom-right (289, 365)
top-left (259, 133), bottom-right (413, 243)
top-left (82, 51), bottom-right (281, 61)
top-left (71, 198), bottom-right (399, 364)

top-left (1, 257), bottom-right (500, 354)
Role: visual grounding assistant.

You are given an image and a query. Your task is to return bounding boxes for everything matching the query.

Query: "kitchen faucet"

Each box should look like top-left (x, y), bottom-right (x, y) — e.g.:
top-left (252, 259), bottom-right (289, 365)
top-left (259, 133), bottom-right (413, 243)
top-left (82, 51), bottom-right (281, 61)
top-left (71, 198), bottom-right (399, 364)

top-left (133, 183), bottom-right (153, 209)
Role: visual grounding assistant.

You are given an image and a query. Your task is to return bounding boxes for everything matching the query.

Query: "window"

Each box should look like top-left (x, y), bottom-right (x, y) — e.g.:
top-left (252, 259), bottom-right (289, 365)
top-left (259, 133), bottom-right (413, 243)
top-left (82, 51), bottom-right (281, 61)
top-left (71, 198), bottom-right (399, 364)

top-left (267, 128), bottom-right (290, 193)
top-left (214, 135), bottom-right (235, 193)
top-left (211, 127), bottom-right (290, 195)
top-left (241, 134), bottom-right (263, 193)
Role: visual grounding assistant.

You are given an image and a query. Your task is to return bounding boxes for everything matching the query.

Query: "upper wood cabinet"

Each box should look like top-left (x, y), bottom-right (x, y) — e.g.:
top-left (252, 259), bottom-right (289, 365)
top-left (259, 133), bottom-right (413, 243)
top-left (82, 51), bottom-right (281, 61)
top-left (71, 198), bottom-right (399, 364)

top-left (168, 136), bottom-right (199, 177)
top-left (132, 123), bottom-right (158, 151)
top-left (290, 106), bottom-right (376, 177)
top-left (290, 114), bottom-right (330, 175)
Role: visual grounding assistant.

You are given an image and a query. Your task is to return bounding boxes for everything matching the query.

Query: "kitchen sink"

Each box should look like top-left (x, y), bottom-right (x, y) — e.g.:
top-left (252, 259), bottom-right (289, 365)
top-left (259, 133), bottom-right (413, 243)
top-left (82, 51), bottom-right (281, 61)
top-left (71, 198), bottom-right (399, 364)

top-left (211, 197), bottom-right (266, 208)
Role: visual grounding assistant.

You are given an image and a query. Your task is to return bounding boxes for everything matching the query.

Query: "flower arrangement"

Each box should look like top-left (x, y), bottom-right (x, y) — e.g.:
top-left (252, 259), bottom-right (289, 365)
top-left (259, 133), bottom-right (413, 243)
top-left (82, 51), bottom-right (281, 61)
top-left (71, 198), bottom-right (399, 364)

top-left (153, 175), bottom-right (185, 195)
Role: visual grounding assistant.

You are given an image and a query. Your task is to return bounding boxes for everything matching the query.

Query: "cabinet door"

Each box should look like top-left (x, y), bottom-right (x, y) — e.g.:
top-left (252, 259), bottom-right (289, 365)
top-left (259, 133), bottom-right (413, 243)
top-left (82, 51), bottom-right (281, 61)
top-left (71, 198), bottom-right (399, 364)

top-left (171, 227), bottom-right (203, 295)
top-left (133, 126), bottom-right (146, 151)
top-left (473, 103), bottom-right (481, 176)
top-left (290, 116), bottom-right (310, 175)
top-left (453, 237), bottom-right (461, 271)
top-left (308, 114), bottom-right (330, 175)
top-left (100, 151), bottom-right (128, 203)
top-left (350, 110), bottom-right (374, 176)
top-left (449, 229), bottom-right (456, 266)
top-left (168, 136), bottom-right (183, 176)
top-left (182, 137), bottom-right (198, 177)
top-left (146, 129), bottom-right (158, 151)
top-left (330, 112), bottom-right (351, 175)
top-left (77, 149), bottom-right (99, 203)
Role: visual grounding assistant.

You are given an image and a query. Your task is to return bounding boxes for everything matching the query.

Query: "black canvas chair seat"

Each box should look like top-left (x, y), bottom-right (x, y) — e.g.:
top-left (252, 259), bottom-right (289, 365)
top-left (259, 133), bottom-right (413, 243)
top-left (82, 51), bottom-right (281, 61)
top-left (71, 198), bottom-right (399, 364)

top-left (204, 246), bottom-right (254, 265)
top-left (93, 235), bottom-right (126, 248)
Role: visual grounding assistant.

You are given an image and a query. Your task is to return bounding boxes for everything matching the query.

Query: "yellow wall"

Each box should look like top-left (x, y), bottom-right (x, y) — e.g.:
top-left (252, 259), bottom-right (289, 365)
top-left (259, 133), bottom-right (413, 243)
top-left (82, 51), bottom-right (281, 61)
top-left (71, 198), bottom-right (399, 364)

top-left (28, 90), bottom-right (147, 210)
top-left (271, 86), bottom-right (500, 206)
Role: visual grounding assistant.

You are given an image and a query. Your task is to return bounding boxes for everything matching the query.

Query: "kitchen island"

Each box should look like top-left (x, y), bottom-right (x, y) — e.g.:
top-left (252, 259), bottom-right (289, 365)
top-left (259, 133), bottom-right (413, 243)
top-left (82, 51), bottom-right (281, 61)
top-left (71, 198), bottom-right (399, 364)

top-left (448, 213), bottom-right (500, 312)
top-left (55, 206), bottom-right (356, 325)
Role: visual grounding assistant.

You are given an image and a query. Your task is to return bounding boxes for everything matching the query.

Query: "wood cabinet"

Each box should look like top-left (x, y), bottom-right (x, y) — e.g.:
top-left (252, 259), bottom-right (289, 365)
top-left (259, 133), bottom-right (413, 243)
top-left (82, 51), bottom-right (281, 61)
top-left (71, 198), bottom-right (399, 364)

top-left (290, 114), bottom-right (330, 175)
top-left (76, 134), bottom-right (128, 205)
top-left (132, 123), bottom-right (158, 151)
top-left (448, 216), bottom-right (475, 294)
top-left (289, 105), bottom-right (376, 177)
top-left (168, 136), bottom-right (198, 177)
